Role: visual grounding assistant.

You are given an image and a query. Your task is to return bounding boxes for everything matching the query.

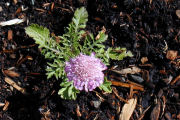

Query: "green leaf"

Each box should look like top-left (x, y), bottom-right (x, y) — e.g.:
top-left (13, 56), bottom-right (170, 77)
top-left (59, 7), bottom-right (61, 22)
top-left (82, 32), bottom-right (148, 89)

top-left (58, 81), bottom-right (80, 100)
top-left (47, 71), bottom-right (55, 79)
top-left (95, 31), bottom-right (108, 43)
top-left (99, 77), bottom-right (112, 93)
top-left (25, 24), bottom-right (50, 47)
top-left (108, 47), bottom-right (133, 61)
top-left (73, 7), bottom-right (88, 31)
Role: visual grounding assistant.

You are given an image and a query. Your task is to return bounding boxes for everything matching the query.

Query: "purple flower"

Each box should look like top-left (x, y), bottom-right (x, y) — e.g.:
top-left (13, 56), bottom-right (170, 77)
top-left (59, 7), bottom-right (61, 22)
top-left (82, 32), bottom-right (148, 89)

top-left (65, 53), bottom-right (107, 92)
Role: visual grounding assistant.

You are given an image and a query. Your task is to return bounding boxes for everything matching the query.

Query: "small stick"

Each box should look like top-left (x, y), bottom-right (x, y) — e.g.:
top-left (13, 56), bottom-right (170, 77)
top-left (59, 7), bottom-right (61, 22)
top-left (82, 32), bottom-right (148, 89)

top-left (127, 80), bottom-right (144, 88)
top-left (138, 105), bottom-right (151, 120)
top-left (5, 77), bottom-right (26, 94)
top-left (129, 85), bottom-right (134, 98)
top-left (93, 91), bottom-right (105, 102)
top-left (112, 87), bottom-right (129, 103)
top-left (171, 75), bottom-right (180, 85)
top-left (111, 81), bottom-right (144, 91)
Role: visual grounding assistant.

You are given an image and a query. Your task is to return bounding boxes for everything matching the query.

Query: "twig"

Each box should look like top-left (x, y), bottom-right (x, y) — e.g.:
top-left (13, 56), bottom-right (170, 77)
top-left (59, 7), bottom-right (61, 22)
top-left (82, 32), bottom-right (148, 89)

top-left (171, 75), bottom-right (180, 85)
top-left (111, 81), bottom-right (144, 91)
top-left (112, 87), bottom-right (129, 103)
top-left (138, 105), bottom-right (151, 120)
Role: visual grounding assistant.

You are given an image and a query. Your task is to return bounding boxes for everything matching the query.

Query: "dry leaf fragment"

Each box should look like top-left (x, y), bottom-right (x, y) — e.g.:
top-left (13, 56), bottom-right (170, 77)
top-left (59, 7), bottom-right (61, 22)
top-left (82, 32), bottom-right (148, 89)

top-left (119, 98), bottom-right (137, 120)
top-left (112, 66), bottom-right (141, 75)
top-left (166, 50), bottom-right (178, 60)
top-left (3, 69), bottom-right (20, 77)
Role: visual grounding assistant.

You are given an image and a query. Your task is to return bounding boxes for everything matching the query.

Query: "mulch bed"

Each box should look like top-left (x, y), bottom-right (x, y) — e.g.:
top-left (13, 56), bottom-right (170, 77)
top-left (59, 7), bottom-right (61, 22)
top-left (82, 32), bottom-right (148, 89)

top-left (0, 0), bottom-right (180, 120)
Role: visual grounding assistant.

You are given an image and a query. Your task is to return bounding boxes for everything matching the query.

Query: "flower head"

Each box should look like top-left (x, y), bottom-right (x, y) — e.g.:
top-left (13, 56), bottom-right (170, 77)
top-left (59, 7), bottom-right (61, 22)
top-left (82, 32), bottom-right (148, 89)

top-left (65, 53), bottom-right (107, 92)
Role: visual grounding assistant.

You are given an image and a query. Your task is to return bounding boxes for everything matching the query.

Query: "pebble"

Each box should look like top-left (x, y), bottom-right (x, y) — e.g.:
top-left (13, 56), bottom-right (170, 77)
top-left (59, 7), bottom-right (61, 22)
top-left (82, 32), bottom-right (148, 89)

top-left (5, 2), bottom-right (10, 7)
top-left (91, 100), bottom-right (101, 108)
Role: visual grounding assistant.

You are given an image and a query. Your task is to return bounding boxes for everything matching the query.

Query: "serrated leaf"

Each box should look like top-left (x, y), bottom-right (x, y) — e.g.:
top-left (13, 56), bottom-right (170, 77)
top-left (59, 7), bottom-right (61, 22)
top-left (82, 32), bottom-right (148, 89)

top-left (59, 81), bottom-right (80, 100)
top-left (108, 47), bottom-right (133, 61)
top-left (25, 24), bottom-right (50, 47)
top-left (96, 31), bottom-right (108, 43)
top-left (73, 7), bottom-right (88, 32)
top-left (47, 71), bottom-right (55, 79)
top-left (99, 77), bottom-right (112, 93)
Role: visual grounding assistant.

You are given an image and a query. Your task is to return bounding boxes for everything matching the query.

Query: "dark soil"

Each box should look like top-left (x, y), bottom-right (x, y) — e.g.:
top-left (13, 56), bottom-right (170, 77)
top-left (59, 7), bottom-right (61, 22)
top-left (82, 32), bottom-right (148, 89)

top-left (0, 0), bottom-right (180, 120)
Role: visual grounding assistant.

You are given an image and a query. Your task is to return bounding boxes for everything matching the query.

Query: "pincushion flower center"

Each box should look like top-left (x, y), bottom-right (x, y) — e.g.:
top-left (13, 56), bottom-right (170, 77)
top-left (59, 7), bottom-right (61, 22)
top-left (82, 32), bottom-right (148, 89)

top-left (74, 59), bottom-right (98, 81)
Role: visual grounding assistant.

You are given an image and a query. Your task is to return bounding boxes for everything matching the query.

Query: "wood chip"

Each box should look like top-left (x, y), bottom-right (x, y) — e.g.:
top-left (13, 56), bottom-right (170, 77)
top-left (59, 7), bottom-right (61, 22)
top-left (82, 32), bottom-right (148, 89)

top-left (176, 10), bottom-right (180, 19)
top-left (161, 96), bottom-right (166, 118)
top-left (4, 77), bottom-right (26, 94)
top-left (43, 3), bottom-right (51, 7)
top-left (119, 98), bottom-right (137, 120)
top-left (0, 6), bottom-right (3, 12)
top-left (0, 102), bottom-right (5, 107)
top-left (3, 101), bottom-right (9, 111)
top-left (15, 7), bottom-right (22, 15)
top-left (141, 57), bottom-right (148, 64)
top-left (177, 114), bottom-right (180, 119)
top-left (76, 104), bottom-right (82, 117)
top-left (35, 8), bottom-right (46, 12)
top-left (150, 100), bottom-right (161, 120)
top-left (111, 66), bottom-right (141, 75)
top-left (8, 30), bottom-right (13, 40)
top-left (0, 18), bottom-right (26, 26)
top-left (3, 69), bottom-right (20, 77)
top-left (13, 0), bottom-right (18, 4)
top-left (166, 50), bottom-right (178, 60)
top-left (51, 2), bottom-right (54, 11)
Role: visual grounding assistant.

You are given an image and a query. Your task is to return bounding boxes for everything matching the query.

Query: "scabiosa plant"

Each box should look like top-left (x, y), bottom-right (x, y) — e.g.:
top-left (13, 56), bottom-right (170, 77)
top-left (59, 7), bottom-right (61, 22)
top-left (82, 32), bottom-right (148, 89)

top-left (65, 53), bottom-right (107, 92)
top-left (25, 7), bottom-right (133, 100)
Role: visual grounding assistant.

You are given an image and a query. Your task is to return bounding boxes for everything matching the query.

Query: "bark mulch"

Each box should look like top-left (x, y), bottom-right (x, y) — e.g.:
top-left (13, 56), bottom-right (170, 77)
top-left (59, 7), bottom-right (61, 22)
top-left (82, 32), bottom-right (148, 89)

top-left (0, 0), bottom-right (180, 120)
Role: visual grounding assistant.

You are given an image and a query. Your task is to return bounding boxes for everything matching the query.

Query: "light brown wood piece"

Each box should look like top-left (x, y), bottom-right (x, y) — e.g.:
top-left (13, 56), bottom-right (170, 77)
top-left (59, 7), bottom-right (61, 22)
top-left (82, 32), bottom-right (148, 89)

top-left (8, 30), bottom-right (13, 40)
top-left (4, 77), bottom-right (26, 94)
